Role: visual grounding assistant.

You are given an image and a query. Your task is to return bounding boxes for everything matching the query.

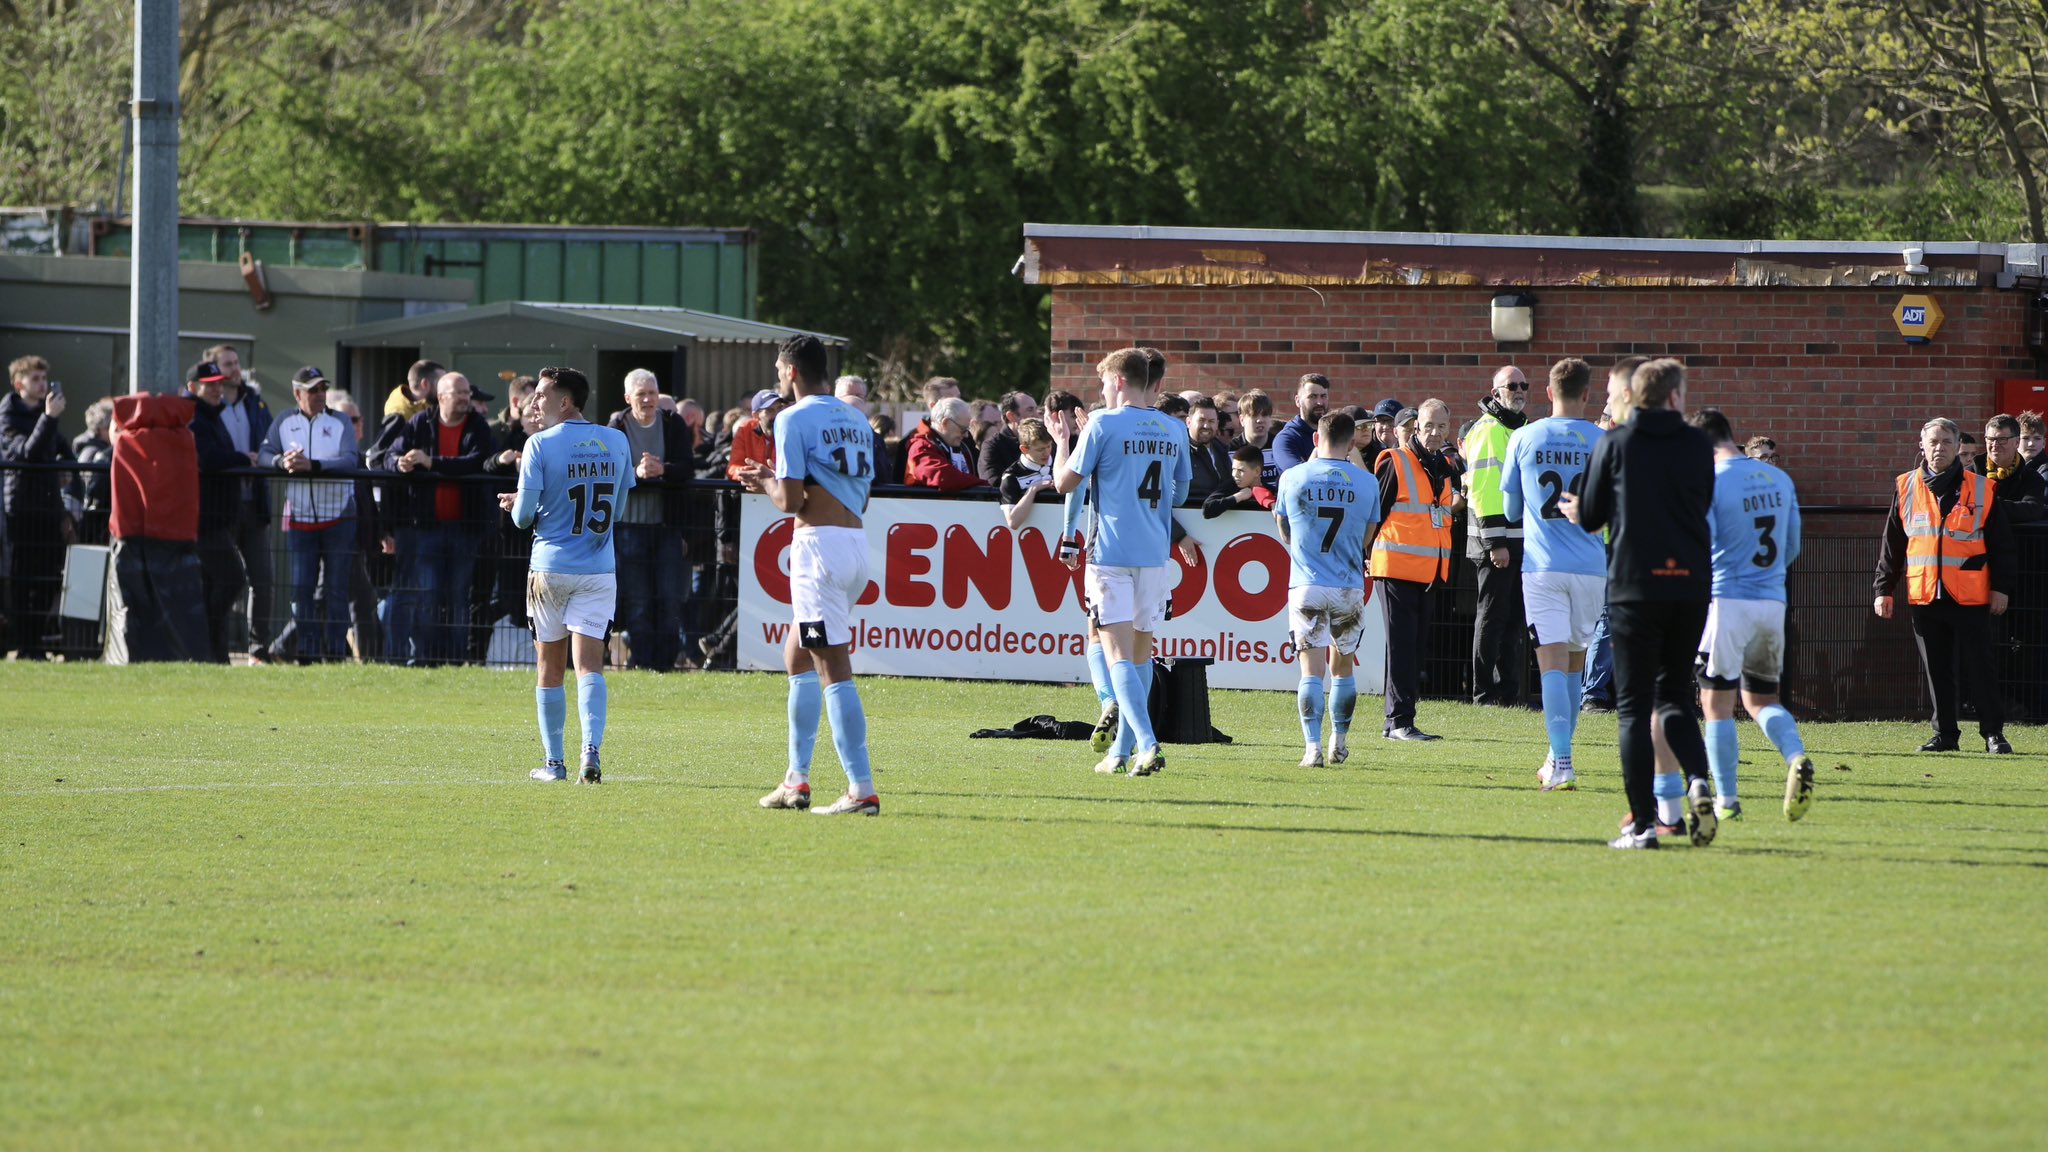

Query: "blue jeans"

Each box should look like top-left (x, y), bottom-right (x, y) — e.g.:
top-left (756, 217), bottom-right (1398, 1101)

top-left (1583, 603), bottom-right (1614, 704)
top-left (615, 523), bottom-right (686, 671)
top-left (385, 524), bottom-right (481, 665)
top-left (287, 520), bottom-right (355, 660)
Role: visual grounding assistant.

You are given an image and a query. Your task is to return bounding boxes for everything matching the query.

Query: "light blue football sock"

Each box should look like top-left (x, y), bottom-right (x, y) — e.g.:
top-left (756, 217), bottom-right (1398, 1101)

top-left (1755, 703), bottom-right (1806, 764)
top-left (1298, 675), bottom-right (1326, 746)
top-left (824, 680), bottom-right (873, 797)
top-left (1541, 669), bottom-right (1575, 766)
top-left (536, 685), bottom-right (566, 764)
top-left (786, 671), bottom-right (822, 783)
top-left (1566, 670), bottom-right (1585, 747)
top-left (1330, 675), bottom-right (1357, 736)
top-left (1705, 717), bottom-right (1740, 802)
top-left (1110, 660), bottom-right (1160, 752)
top-left (1654, 771), bottom-right (1686, 826)
top-left (576, 672), bottom-right (607, 752)
top-left (1085, 643), bottom-right (1115, 705)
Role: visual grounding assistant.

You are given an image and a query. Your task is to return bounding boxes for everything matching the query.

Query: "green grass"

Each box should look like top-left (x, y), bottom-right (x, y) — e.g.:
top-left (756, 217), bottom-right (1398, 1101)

top-left (3, 664), bottom-right (2045, 1150)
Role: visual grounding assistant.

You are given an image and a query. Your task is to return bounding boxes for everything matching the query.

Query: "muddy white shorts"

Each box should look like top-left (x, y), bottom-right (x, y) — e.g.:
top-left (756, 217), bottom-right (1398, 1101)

top-left (1697, 597), bottom-right (1786, 692)
top-left (1085, 563), bottom-right (1171, 632)
top-left (527, 571), bottom-right (617, 643)
top-left (1523, 570), bottom-right (1606, 650)
top-left (1288, 584), bottom-right (1367, 655)
top-left (789, 525), bottom-right (870, 648)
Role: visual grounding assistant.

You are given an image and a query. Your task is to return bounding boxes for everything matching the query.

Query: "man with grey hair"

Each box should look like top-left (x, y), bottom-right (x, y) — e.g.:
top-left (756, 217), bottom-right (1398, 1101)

top-left (977, 389), bottom-right (1041, 484)
top-left (1365, 398), bottom-right (1463, 741)
top-left (1875, 415), bottom-right (2015, 754)
top-left (906, 395), bottom-right (988, 490)
top-left (607, 368), bottom-right (694, 670)
top-left (834, 375), bottom-right (870, 414)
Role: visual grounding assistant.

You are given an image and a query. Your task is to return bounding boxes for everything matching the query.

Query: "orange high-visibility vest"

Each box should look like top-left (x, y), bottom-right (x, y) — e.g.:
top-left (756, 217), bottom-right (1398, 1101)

top-left (1369, 447), bottom-right (1455, 585)
top-left (1896, 467), bottom-right (1990, 606)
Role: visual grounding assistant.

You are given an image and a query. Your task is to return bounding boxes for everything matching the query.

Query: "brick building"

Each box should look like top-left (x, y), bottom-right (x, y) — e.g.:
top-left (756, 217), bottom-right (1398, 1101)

top-left (1018, 224), bottom-right (2047, 506)
top-left (1016, 225), bottom-right (2048, 720)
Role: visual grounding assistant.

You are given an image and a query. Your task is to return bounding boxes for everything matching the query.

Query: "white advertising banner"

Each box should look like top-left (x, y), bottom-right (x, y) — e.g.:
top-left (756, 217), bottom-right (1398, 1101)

top-left (737, 494), bottom-right (1386, 693)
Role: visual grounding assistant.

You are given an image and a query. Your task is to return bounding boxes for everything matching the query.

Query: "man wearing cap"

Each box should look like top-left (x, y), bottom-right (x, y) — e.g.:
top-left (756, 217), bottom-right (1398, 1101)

top-left (259, 367), bottom-right (360, 662)
top-left (384, 371), bottom-right (497, 665)
top-left (200, 344), bottom-right (277, 662)
top-left (1366, 400), bottom-right (1463, 740)
top-left (726, 388), bottom-right (785, 482)
top-left (1461, 365), bottom-right (1531, 707)
top-left (1369, 399), bottom-right (1403, 458)
top-left (185, 360), bottom-right (252, 662)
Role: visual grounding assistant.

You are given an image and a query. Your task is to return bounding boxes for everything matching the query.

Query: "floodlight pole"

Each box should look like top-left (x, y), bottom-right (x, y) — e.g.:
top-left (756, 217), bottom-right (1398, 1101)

top-left (128, 0), bottom-right (180, 394)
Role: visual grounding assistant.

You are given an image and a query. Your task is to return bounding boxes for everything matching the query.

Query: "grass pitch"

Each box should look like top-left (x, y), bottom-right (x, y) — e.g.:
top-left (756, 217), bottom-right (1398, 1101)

top-left (3, 663), bottom-right (2044, 1150)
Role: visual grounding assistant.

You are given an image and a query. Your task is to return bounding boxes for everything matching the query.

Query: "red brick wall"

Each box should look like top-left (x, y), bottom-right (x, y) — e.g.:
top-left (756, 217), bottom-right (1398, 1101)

top-left (1048, 285), bottom-right (2037, 505)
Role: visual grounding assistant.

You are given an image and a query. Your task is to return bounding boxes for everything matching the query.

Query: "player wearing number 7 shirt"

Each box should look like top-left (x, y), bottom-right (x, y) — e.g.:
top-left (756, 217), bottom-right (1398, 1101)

top-left (1500, 358), bottom-right (1606, 793)
top-left (504, 366), bottom-right (635, 784)
top-left (1275, 409), bottom-right (1379, 769)
top-left (1051, 347), bottom-right (1191, 778)
top-left (738, 334), bottom-right (882, 816)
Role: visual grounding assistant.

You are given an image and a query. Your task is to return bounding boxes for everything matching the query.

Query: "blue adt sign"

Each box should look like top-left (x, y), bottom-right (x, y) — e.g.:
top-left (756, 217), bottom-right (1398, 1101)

top-left (1902, 306), bottom-right (1927, 325)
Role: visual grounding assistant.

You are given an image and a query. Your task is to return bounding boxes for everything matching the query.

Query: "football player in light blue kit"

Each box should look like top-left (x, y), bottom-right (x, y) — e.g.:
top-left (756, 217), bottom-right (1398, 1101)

top-left (502, 366), bottom-right (635, 784)
top-left (1689, 407), bottom-right (1815, 823)
top-left (738, 334), bottom-right (882, 816)
top-left (1275, 410), bottom-right (1379, 767)
top-left (1501, 358), bottom-right (1607, 792)
top-left (1051, 347), bottom-right (1191, 777)
top-left (1052, 396), bottom-right (1123, 752)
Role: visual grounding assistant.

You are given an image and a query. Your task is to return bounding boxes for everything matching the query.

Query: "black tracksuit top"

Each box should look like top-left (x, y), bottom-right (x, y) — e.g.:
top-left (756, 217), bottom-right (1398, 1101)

top-left (1575, 407), bottom-right (1713, 603)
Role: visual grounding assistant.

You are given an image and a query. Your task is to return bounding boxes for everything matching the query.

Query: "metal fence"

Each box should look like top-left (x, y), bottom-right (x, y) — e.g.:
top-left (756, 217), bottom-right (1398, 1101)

top-left (5, 460), bottom-right (2043, 721)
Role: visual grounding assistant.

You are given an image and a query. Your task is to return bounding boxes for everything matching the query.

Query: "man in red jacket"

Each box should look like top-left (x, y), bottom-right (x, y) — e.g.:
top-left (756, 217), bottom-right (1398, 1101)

top-left (905, 396), bottom-right (989, 491)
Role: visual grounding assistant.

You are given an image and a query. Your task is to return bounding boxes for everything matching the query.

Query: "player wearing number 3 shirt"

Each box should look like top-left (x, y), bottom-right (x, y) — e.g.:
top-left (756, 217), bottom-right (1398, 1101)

top-left (740, 334), bottom-right (881, 817)
top-left (509, 366), bottom-right (635, 784)
top-left (1053, 347), bottom-right (1191, 778)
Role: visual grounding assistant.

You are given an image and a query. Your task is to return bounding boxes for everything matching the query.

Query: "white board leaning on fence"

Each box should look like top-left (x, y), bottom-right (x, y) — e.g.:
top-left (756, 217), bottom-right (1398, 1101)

top-left (736, 493), bottom-right (1388, 693)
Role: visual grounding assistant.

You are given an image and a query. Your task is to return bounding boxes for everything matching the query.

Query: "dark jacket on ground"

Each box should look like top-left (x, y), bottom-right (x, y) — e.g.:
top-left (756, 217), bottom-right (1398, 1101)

top-left (382, 409), bottom-right (497, 529)
top-left (607, 408), bottom-right (696, 525)
top-left (1575, 407), bottom-right (1713, 603)
top-left (0, 391), bottom-right (74, 517)
top-left (1875, 458), bottom-right (2017, 599)
top-left (1185, 436), bottom-right (1235, 504)
top-left (977, 425), bottom-right (1021, 487)
top-left (187, 390), bottom-right (247, 534)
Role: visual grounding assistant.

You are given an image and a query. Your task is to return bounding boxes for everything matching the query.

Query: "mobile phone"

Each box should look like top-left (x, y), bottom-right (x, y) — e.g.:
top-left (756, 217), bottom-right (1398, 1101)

top-left (48, 380), bottom-right (61, 395)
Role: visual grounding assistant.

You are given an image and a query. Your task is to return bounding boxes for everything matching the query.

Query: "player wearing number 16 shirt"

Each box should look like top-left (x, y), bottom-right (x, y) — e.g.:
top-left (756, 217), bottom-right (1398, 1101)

top-left (741, 334), bottom-right (882, 817)
top-left (1500, 358), bottom-right (1606, 793)
top-left (1275, 410), bottom-right (1379, 769)
top-left (1052, 347), bottom-right (1191, 778)
top-left (508, 366), bottom-right (635, 784)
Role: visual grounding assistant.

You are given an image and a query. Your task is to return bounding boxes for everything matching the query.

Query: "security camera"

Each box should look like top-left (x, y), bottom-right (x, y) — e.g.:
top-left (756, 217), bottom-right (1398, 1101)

top-left (1903, 246), bottom-right (1929, 276)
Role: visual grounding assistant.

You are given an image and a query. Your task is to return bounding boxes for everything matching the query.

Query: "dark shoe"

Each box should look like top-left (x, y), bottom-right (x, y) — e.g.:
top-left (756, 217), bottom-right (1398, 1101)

top-left (1579, 697), bottom-right (1614, 714)
top-left (1987, 734), bottom-right (2014, 755)
top-left (1919, 735), bottom-right (1960, 753)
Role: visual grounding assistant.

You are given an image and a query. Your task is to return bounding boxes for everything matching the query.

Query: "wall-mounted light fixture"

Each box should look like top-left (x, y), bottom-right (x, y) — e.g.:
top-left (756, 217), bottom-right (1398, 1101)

top-left (1902, 245), bottom-right (1929, 276)
top-left (1491, 290), bottom-right (1535, 343)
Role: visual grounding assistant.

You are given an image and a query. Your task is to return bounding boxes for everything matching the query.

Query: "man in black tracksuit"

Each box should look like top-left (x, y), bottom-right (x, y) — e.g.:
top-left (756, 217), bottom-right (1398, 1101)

top-left (1565, 359), bottom-right (1717, 849)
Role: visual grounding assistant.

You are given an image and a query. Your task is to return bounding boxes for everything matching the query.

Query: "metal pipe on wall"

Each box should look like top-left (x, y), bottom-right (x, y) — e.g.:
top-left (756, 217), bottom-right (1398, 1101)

top-left (127, 0), bottom-right (179, 394)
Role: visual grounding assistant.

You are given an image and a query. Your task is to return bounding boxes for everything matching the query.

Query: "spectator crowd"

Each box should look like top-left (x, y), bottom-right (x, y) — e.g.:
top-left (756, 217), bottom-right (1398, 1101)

top-left (5, 347), bottom-right (2048, 733)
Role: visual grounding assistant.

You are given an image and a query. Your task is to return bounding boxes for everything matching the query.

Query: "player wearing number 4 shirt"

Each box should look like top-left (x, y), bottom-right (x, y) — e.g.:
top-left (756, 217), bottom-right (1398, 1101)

top-left (1275, 410), bottom-right (1379, 768)
top-left (1500, 358), bottom-right (1606, 793)
top-left (1689, 407), bottom-right (1816, 824)
top-left (739, 334), bottom-right (881, 816)
top-left (506, 366), bottom-right (635, 784)
top-left (1052, 347), bottom-right (1191, 778)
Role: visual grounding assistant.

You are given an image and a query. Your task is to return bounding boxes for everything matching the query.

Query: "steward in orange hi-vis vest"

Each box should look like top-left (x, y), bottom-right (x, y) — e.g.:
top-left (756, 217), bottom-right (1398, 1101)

top-left (1894, 467), bottom-right (1990, 605)
top-left (1368, 447), bottom-right (1455, 585)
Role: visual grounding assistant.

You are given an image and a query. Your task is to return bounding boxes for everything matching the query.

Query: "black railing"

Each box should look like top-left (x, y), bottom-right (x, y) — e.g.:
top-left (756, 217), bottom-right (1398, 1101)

top-left (4, 460), bottom-right (2043, 721)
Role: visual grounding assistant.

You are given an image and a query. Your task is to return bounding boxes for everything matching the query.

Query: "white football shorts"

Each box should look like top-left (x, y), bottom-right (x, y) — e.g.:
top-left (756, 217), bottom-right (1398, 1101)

top-left (1086, 563), bottom-right (1171, 632)
top-left (1288, 584), bottom-right (1367, 655)
top-left (527, 571), bottom-right (617, 643)
top-left (789, 524), bottom-right (870, 648)
top-left (1523, 570), bottom-right (1606, 650)
top-left (1697, 597), bottom-right (1787, 691)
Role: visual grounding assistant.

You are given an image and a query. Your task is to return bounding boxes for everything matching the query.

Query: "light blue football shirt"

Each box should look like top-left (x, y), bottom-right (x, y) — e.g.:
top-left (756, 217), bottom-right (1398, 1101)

top-left (1276, 456), bottom-right (1378, 589)
top-left (774, 394), bottom-right (875, 516)
top-left (1500, 416), bottom-right (1606, 577)
top-left (1708, 454), bottom-right (1801, 601)
top-left (515, 419), bottom-right (636, 575)
top-left (1068, 406), bottom-right (1191, 568)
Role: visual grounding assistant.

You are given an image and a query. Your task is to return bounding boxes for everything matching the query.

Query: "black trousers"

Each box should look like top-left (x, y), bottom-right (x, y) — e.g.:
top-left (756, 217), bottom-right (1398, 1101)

top-left (1380, 577), bottom-right (1434, 731)
top-left (1609, 598), bottom-right (1711, 833)
top-left (5, 510), bottom-right (66, 659)
top-left (1470, 543), bottom-right (1525, 704)
top-left (198, 527), bottom-right (249, 665)
top-left (1910, 598), bottom-right (2004, 739)
top-left (234, 500), bottom-right (275, 653)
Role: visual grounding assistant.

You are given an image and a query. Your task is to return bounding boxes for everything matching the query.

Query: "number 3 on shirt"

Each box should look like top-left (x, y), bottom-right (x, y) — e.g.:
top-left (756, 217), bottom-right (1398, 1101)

top-left (567, 481), bottom-right (616, 535)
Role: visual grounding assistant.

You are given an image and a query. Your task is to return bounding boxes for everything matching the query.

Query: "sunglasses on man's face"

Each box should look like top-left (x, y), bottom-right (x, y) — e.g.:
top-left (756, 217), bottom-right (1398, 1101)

top-left (1502, 380), bottom-right (1528, 392)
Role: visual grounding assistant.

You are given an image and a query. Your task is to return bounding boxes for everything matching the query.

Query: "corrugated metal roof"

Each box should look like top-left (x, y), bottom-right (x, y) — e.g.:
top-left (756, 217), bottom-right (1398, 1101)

top-left (334, 300), bottom-right (845, 345)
